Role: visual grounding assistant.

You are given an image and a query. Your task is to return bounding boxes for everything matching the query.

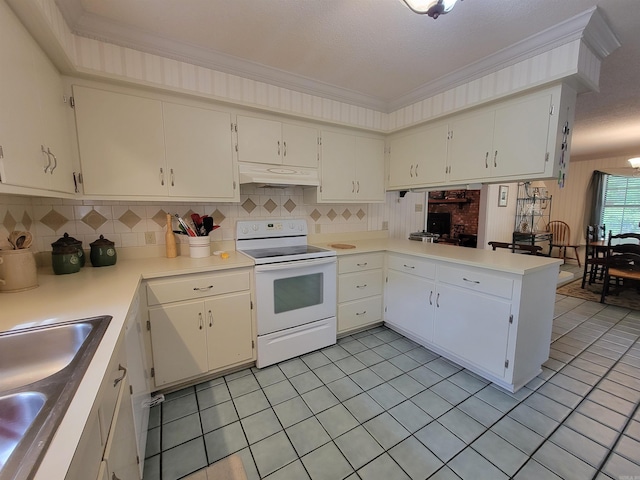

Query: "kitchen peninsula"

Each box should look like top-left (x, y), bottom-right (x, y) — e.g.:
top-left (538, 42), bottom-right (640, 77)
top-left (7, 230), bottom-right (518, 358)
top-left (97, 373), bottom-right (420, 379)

top-left (0, 237), bottom-right (560, 479)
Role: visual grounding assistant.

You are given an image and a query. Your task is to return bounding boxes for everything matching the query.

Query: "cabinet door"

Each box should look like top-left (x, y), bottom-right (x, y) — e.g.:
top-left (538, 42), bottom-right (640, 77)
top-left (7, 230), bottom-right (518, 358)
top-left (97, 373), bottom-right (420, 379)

top-left (73, 86), bottom-right (166, 196)
top-left (434, 283), bottom-right (511, 378)
top-left (448, 109), bottom-right (494, 182)
top-left (236, 115), bottom-right (282, 164)
top-left (388, 132), bottom-right (419, 188)
top-left (103, 372), bottom-right (140, 480)
top-left (148, 301), bottom-right (208, 386)
top-left (492, 94), bottom-right (551, 178)
top-left (355, 136), bottom-right (385, 202)
top-left (163, 102), bottom-right (237, 200)
top-left (319, 130), bottom-right (356, 201)
top-left (282, 123), bottom-right (318, 168)
top-left (205, 291), bottom-right (253, 370)
top-left (0, 2), bottom-right (49, 190)
top-left (385, 270), bottom-right (434, 343)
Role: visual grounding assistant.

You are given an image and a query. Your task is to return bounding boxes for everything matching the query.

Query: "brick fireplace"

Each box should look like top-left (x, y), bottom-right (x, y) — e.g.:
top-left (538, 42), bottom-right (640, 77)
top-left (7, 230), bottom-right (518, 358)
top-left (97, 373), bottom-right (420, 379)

top-left (427, 189), bottom-right (480, 247)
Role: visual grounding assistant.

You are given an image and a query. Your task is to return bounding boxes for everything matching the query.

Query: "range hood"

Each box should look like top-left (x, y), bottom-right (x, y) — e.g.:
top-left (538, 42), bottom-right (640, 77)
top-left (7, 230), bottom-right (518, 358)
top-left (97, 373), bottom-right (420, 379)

top-left (238, 163), bottom-right (320, 188)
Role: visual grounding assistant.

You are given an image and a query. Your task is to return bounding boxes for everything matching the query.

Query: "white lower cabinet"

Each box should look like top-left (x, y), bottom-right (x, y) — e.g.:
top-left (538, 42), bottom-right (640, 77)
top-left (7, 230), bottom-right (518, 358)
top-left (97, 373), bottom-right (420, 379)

top-left (337, 253), bottom-right (384, 334)
top-left (384, 252), bottom-right (556, 392)
top-left (65, 334), bottom-right (139, 480)
top-left (384, 254), bottom-right (437, 344)
top-left (145, 269), bottom-right (255, 388)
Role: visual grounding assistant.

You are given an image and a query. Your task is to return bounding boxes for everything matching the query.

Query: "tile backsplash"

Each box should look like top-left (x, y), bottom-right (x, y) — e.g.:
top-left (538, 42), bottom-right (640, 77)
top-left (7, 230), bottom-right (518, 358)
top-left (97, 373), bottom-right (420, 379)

top-left (1, 185), bottom-right (415, 254)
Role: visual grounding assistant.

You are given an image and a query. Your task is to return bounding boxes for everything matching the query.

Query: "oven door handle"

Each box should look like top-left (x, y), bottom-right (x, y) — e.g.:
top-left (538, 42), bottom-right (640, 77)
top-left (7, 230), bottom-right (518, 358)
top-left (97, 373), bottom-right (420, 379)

top-left (255, 257), bottom-right (336, 272)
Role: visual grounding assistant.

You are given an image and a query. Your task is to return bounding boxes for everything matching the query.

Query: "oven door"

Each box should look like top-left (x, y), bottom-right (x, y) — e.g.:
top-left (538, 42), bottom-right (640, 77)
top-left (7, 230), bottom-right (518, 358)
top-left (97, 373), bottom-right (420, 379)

top-left (254, 257), bottom-right (336, 335)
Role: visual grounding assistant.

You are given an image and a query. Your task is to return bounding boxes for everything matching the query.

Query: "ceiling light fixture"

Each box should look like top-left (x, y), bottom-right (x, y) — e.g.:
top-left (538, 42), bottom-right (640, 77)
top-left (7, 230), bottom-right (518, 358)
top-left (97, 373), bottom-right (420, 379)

top-left (402, 0), bottom-right (460, 18)
top-left (628, 157), bottom-right (640, 169)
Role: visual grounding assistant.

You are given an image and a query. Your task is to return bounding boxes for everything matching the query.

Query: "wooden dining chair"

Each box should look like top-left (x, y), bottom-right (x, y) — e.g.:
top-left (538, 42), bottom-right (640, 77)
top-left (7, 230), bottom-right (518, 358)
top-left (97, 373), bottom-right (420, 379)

top-left (546, 220), bottom-right (581, 266)
top-left (581, 224), bottom-right (607, 288)
top-left (600, 232), bottom-right (640, 303)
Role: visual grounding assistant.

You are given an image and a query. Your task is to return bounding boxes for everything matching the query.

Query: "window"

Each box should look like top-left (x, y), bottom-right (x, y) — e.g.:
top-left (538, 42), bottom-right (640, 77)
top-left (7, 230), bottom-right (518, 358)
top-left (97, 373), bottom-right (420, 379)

top-left (601, 175), bottom-right (640, 235)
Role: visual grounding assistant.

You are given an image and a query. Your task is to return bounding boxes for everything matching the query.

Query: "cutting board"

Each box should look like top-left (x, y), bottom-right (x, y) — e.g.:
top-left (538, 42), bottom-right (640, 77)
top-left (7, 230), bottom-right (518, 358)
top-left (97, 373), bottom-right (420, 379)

top-left (330, 243), bottom-right (356, 249)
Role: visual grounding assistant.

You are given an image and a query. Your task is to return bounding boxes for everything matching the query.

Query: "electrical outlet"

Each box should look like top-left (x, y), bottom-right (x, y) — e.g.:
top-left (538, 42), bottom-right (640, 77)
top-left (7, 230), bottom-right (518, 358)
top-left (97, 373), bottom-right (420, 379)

top-left (315, 224), bottom-right (322, 234)
top-left (415, 204), bottom-right (423, 212)
top-left (382, 221), bottom-right (389, 230)
top-left (144, 232), bottom-right (156, 245)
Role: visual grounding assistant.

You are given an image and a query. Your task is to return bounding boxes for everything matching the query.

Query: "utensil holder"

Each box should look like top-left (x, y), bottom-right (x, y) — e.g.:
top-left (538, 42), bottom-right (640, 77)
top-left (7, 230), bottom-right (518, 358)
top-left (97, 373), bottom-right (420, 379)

top-left (0, 248), bottom-right (38, 292)
top-left (188, 236), bottom-right (210, 258)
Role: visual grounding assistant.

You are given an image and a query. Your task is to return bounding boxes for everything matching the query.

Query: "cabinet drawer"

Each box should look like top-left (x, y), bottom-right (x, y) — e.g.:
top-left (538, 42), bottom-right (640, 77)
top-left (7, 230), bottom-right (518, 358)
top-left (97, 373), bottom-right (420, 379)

top-left (98, 339), bottom-right (126, 446)
top-left (339, 253), bottom-right (384, 274)
top-left (339, 270), bottom-right (383, 303)
top-left (438, 265), bottom-right (514, 299)
top-left (387, 254), bottom-right (436, 280)
top-left (146, 270), bottom-right (250, 305)
top-left (338, 296), bottom-right (383, 333)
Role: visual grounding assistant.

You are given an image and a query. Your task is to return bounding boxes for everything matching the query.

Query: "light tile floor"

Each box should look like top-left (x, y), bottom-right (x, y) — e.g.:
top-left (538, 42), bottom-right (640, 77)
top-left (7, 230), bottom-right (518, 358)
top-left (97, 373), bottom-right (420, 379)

top-left (143, 267), bottom-right (640, 480)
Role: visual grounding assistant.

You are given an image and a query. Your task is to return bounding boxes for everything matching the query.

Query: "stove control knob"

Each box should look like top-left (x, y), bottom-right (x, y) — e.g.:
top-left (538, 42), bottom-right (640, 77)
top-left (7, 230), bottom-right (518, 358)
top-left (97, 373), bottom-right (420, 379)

top-left (288, 222), bottom-right (295, 230)
top-left (252, 224), bottom-right (259, 231)
top-left (298, 224), bottom-right (304, 231)
top-left (241, 227), bottom-right (249, 235)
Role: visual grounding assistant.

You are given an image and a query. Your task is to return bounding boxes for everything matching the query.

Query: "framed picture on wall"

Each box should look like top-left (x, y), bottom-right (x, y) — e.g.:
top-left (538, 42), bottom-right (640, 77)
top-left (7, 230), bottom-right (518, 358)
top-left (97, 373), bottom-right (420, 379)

top-left (498, 185), bottom-right (509, 207)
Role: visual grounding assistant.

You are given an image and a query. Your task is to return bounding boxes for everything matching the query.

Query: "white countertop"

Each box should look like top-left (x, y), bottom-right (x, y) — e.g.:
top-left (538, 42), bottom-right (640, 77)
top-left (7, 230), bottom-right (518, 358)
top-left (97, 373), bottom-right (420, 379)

top-left (2, 238), bottom-right (559, 479)
top-left (315, 238), bottom-right (562, 275)
top-left (0, 251), bottom-right (253, 480)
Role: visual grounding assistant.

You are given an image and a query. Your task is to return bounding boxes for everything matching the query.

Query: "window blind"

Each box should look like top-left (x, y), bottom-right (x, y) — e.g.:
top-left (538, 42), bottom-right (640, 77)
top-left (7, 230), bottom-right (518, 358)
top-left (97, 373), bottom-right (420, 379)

top-left (601, 175), bottom-right (640, 235)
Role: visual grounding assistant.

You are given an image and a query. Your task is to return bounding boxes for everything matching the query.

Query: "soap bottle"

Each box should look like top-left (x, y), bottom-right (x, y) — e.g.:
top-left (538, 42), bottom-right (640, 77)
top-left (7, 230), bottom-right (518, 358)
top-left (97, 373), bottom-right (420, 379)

top-left (165, 213), bottom-right (177, 258)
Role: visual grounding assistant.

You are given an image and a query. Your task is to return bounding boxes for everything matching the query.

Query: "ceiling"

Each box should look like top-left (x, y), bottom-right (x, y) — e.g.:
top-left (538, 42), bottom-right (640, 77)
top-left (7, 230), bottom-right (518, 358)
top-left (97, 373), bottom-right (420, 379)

top-left (53, 0), bottom-right (640, 162)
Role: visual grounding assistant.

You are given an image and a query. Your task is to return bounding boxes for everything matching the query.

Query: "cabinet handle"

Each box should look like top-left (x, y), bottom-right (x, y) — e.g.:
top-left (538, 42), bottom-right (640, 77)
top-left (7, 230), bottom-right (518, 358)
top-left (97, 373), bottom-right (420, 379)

top-left (436, 292), bottom-right (440, 308)
top-left (208, 310), bottom-right (213, 327)
top-left (283, 141), bottom-right (287, 156)
top-left (356, 262), bottom-right (368, 267)
top-left (193, 285), bottom-right (214, 291)
top-left (494, 150), bottom-right (498, 167)
top-left (48, 148), bottom-right (57, 174)
top-left (198, 312), bottom-right (203, 330)
top-left (355, 311), bottom-right (367, 316)
top-left (160, 167), bottom-right (165, 186)
top-left (356, 284), bottom-right (367, 289)
top-left (112, 473), bottom-right (122, 480)
top-left (409, 165), bottom-right (414, 178)
top-left (277, 140), bottom-right (281, 156)
top-left (352, 181), bottom-right (355, 193)
top-left (170, 168), bottom-right (175, 186)
top-left (356, 181), bottom-right (360, 193)
top-left (415, 164), bottom-right (419, 177)
top-left (113, 364), bottom-right (127, 387)
top-left (41, 145), bottom-right (51, 173)
top-left (485, 152), bottom-right (489, 168)
top-left (429, 290), bottom-right (433, 306)
top-left (403, 264), bottom-right (415, 269)
top-left (463, 277), bottom-right (480, 284)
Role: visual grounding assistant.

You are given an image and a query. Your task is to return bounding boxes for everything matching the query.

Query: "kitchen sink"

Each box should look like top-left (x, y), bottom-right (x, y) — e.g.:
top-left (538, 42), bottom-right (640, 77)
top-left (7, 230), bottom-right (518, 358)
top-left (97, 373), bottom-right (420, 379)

top-left (0, 392), bottom-right (46, 472)
top-left (0, 316), bottom-right (112, 480)
top-left (0, 322), bottom-right (93, 391)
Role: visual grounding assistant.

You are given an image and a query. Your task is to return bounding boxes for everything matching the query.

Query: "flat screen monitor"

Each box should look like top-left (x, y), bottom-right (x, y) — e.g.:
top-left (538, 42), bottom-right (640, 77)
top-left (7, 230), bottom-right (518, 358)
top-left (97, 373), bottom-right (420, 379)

top-left (426, 212), bottom-right (451, 236)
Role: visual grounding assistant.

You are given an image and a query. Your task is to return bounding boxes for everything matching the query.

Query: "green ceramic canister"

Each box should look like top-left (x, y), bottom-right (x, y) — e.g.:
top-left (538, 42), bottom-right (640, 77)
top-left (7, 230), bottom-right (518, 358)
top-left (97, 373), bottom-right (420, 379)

top-left (51, 243), bottom-right (81, 275)
top-left (90, 235), bottom-right (117, 267)
top-left (52, 232), bottom-right (85, 267)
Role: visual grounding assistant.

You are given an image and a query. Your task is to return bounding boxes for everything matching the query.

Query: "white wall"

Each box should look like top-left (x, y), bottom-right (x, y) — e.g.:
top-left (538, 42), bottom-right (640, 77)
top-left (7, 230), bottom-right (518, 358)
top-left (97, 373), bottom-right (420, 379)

top-left (477, 183), bottom-right (518, 249)
top-left (385, 191), bottom-right (427, 240)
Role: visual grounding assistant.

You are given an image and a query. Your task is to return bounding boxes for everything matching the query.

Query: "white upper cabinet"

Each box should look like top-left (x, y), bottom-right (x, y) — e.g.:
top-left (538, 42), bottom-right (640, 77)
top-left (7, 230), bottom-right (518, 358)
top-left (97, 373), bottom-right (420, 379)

top-left (448, 92), bottom-right (553, 182)
top-left (387, 83), bottom-right (576, 190)
top-left (163, 102), bottom-right (237, 201)
top-left (307, 130), bottom-right (385, 203)
top-left (73, 85), bottom-right (167, 197)
top-left (0, 1), bottom-right (74, 194)
top-left (388, 122), bottom-right (448, 189)
top-left (236, 115), bottom-right (318, 168)
top-left (73, 85), bottom-right (239, 201)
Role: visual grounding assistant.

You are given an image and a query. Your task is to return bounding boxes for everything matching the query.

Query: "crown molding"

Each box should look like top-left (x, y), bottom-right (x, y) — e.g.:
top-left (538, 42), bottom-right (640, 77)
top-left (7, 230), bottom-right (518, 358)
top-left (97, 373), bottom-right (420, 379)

top-left (69, 12), bottom-right (389, 112)
top-left (57, 4), bottom-right (616, 114)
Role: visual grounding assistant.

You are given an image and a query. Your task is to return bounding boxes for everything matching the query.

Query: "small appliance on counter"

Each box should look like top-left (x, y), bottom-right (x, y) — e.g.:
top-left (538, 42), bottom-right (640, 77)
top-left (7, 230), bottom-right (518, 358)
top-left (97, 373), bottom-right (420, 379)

top-left (90, 235), bottom-right (117, 267)
top-left (408, 231), bottom-right (439, 242)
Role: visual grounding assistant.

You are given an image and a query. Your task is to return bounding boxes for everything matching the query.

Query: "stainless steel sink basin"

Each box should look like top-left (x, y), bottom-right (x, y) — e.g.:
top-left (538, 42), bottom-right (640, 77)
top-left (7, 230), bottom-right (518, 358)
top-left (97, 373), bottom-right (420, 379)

top-left (0, 322), bottom-right (93, 391)
top-left (0, 316), bottom-right (112, 480)
top-left (0, 392), bottom-right (46, 471)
